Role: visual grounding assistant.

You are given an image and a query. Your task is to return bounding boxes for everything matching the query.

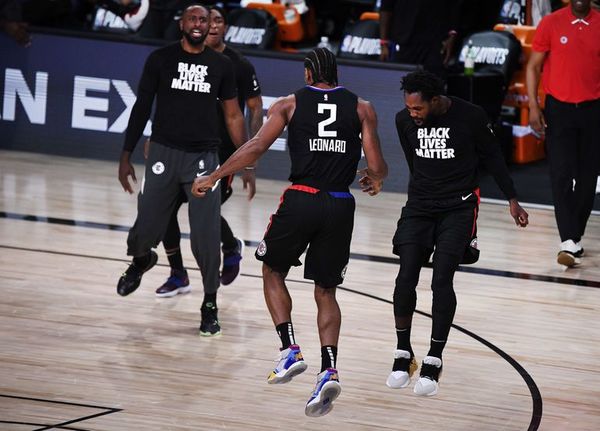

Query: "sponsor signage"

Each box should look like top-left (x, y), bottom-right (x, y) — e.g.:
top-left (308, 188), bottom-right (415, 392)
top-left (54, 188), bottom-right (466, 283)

top-left (0, 32), bottom-right (410, 191)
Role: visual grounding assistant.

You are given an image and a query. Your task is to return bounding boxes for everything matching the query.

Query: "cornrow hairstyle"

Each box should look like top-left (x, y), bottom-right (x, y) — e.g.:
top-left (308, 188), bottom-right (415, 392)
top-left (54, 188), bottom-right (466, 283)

top-left (304, 48), bottom-right (338, 87)
top-left (400, 69), bottom-right (446, 101)
top-left (210, 5), bottom-right (227, 25)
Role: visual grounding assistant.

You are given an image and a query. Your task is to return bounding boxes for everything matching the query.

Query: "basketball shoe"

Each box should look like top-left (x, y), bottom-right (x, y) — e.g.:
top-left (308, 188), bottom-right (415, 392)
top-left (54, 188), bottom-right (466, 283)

top-left (117, 251), bottom-right (158, 296)
top-left (386, 349), bottom-right (418, 389)
top-left (267, 344), bottom-right (307, 384)
top-left (413, 356), bottom-right (442, 396)
top-left (199, 302), bottom-right (220, 337)
top-left (221, 238), bottom-right (244, 285)
top-left (155, 268), bottom-right (191, 297)
top-left (305, 368), bottom-right (341, 417)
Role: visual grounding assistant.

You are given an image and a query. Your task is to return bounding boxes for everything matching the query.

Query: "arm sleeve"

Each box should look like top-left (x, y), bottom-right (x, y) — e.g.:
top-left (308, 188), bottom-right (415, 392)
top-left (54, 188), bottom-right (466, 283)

top-left (474, 109), bottom-right (517, 200)
top-left (239, 57), bottom-right (261, 99)
top-left (395, 111), bottom-right (414, 174)
top-left (123, 51), bottom-right (160, 152)
top-left (218, 56), bottom-right (237, 101)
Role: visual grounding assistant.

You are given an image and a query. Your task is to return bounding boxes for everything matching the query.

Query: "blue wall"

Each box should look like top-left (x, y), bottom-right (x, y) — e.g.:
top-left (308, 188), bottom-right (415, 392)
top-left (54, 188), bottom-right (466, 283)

top-left (0, 31), bottom-right (411, 192)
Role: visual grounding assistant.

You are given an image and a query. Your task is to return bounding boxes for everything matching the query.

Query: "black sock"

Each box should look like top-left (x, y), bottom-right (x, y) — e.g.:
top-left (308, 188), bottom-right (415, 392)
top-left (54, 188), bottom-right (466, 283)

top-left (395, 326), bottom-right (413, 356)
top-left (275, 321), bottom-right (295, 349)
top-left (202, 293), bottom-right (217, 309)
top-left (166, 247), bottom-right (184, 272)
top-left (133, 252), bottom-right (151, 269)
top-left (427, 338), bottom-right (446, 360)
top-left (321, 345), bottom-right (337, 372)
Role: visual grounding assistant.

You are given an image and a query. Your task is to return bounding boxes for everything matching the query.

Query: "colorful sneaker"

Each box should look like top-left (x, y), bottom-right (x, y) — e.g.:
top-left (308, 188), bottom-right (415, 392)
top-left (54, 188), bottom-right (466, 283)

top-left (386, 349), bottom-right (418, 389)
top-left (155, 269), bottom-right (191, 297)
top-left (220, 238), bottom-right (244, 285)
top-left (267, 344), bottom-right (308, 384)
top-left (117, 251), bottom-right (158, 296)
top-left (305, 368), bottom-right (341, 417)
top-left (413, 356), bottom-right (443, 396)
top-left (199, 303), bottom-right (221, 337)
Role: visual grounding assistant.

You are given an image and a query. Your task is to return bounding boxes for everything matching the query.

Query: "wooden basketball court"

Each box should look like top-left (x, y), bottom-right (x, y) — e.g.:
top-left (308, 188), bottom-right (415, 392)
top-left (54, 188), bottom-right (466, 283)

top-left (1, 150), bottom-right (599, 430)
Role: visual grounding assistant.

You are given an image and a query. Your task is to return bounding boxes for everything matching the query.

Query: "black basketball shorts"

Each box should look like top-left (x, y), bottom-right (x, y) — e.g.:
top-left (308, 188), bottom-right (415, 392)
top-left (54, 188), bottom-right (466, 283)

top-left (392, 193), bottom-right (479, 261)
top-left (255, 185), bottom-right (356, 287)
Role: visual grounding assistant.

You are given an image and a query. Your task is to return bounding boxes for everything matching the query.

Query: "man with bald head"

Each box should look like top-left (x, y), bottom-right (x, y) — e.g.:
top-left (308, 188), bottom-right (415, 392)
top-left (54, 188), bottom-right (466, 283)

top-left (116, 4), bottom-right (249, 336)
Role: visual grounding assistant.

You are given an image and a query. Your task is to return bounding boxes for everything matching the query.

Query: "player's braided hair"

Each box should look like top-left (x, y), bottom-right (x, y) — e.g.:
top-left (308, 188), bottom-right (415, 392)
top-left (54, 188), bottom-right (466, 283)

top-left (304, 48), bottom-right (338, 87)
top-left (400, 69), bottom-right (446, 101)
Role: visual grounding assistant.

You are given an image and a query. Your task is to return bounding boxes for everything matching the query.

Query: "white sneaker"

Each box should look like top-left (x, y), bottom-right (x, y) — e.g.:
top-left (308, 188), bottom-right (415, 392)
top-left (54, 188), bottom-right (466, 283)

top-left (386, 349), bottom-right (417, 389)
top-left (413, 356), bottom-right (442, 396)
top-left (557, 239), bottom-right (582, 267)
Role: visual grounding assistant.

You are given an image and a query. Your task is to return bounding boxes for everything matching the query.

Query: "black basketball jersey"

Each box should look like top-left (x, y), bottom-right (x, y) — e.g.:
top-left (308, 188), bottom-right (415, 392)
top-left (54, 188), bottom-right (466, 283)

top-left (287, 86), bottom-right (362, 191)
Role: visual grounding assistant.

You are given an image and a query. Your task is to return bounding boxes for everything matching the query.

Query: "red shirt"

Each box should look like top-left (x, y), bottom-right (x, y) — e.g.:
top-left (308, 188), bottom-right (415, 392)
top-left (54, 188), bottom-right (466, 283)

top-left (532, 7), bottom-right (600, 103)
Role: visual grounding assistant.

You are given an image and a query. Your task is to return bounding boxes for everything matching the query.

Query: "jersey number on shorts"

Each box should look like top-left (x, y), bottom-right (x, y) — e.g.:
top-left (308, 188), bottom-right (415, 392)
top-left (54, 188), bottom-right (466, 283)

top-left (318, 103), bottom-right (337, 138)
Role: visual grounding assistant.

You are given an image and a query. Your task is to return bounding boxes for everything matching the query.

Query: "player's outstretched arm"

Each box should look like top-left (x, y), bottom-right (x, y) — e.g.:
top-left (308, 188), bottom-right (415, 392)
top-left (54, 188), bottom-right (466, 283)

top-left (192, 95), bottom-right (294, 197)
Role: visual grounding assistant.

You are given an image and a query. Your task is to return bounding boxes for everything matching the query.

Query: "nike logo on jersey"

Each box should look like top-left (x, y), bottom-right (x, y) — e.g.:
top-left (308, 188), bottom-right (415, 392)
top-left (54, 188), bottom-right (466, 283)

top-left (462, 193), bottom-right (472, 201)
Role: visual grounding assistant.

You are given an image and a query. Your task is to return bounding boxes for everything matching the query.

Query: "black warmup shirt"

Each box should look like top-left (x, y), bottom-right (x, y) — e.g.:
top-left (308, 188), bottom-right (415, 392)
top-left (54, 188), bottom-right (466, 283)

top-left (123, 42), bottom-right (237, 153)
top-left (287, 86), bottom-right (362, 191)
top-left (217, 46), bottom-right (262, 162)
top-left (396, 96), bottom-right (516, 200)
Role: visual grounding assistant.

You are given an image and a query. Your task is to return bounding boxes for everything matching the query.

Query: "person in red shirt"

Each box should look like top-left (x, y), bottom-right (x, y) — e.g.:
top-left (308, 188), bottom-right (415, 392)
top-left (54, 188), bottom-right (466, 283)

top-left (526, 0), bottom-right (600, 267)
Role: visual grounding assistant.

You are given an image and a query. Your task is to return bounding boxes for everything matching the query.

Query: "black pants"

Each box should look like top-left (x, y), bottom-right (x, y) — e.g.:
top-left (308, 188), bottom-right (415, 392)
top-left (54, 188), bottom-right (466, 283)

top-left (162, 173), bottom-right (237, 253)
top-left (544, 96), bottom-right (600, 243)
top-left (392, 196), bottom-right (477, 344)
top-left (126, 142), bottom-right (221, 294)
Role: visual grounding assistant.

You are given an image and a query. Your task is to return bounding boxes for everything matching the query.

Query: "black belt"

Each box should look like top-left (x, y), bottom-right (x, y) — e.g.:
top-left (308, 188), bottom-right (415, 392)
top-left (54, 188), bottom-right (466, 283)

top-left (547, 94), bottom-right (599, 108)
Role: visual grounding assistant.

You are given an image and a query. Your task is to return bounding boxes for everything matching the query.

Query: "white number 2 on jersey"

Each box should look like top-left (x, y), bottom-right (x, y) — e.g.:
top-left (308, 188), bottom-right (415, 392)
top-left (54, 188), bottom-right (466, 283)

top-left (317, 103), bottom-right (337, 138)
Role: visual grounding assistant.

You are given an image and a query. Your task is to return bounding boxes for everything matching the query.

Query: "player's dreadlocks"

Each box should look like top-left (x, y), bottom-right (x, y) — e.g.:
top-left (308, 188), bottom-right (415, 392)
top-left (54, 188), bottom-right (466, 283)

top-left (304, 48), bottom-right (338, 87)
top-left (401, 69), bottom-right (446, 101)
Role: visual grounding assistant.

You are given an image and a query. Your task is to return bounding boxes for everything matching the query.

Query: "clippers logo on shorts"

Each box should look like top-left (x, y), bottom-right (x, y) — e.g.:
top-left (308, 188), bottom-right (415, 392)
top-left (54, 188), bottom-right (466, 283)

top-left (171, 62), bottom-right (211, 93)
top-left (415, 127), bottom-right (455, 159)
top-left (152, 162), bottom-right (165, 174)
top-left (340, 265), bottom-right (347, 281)
top-left (256, 240), bottom-right (267, 257)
